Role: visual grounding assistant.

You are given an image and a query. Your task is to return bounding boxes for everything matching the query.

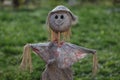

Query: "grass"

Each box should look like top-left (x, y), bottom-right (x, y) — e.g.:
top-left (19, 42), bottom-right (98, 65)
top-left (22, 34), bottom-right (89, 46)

top-left (0, 4), bottom-right (120, 80)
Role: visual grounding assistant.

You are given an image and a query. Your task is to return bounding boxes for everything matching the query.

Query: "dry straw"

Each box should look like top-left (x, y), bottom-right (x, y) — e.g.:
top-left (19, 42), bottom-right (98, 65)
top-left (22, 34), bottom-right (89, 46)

top-left (92, 53), bottom-right (98, 77)
top-left (19, 44), bottom-right (33, 73)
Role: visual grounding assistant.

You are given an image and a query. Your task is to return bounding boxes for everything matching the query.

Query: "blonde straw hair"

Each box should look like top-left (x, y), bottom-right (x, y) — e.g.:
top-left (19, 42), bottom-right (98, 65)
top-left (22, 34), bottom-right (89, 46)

top-left (20, 44), bottom-right (33, 73)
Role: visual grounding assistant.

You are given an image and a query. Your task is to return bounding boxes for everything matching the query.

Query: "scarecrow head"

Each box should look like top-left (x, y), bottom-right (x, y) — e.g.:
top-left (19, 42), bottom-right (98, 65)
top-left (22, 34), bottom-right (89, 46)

top-left (47, 5), bottom-right (77, 41)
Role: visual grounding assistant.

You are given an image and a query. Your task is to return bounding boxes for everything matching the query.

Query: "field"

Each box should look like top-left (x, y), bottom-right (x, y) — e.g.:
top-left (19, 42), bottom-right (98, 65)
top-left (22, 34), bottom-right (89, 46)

top-left (0, 4), bottom-right (120, 80)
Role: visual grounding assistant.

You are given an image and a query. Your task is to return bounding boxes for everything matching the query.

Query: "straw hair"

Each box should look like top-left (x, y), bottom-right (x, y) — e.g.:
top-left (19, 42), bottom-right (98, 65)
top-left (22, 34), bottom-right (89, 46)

top-left (92, 53), bottom-right (98, 77)
top-left (62, 28), bottom-right (71, 41)
top-left (48, 27), bottom-right (71, 42)
top-left (20, 44), bottom-right (33, 73)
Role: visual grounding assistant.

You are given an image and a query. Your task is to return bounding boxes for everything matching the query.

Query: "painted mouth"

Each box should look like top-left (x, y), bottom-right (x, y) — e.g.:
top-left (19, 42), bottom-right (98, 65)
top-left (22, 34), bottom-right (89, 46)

top-left (55, 22), bottom-right (64, 26)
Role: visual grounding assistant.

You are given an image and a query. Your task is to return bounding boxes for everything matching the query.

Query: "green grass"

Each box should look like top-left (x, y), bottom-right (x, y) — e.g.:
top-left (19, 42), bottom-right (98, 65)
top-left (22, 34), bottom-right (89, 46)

top-left (0, 4), bottom-right (120, 80)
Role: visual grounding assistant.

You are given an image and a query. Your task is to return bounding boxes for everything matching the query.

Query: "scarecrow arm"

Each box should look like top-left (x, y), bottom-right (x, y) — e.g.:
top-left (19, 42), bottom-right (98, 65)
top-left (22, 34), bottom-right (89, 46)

top-left (30, 42), bottom-right (50, 63)
top-left (66, 43), bottom-right (96, 61)
top-left (67, 43), bottom-right (96, 54)
top-left (66, 43), bottom-right (98, 75)
top-left (55, 43), bottom-right (96, 68)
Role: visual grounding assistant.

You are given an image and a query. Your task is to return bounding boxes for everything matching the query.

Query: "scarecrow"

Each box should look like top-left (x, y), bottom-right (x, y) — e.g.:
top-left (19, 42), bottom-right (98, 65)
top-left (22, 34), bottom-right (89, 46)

top-left (20, 5), bottom-right (98, 80)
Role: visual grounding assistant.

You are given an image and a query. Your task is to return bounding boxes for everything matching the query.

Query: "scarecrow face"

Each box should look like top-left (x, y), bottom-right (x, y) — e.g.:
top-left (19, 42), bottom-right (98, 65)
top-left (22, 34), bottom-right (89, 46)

top-left (49, 11), bottom-right (72, 32)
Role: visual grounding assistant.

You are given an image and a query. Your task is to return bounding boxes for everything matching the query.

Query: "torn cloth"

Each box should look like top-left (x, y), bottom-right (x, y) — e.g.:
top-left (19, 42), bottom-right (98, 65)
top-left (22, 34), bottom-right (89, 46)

top-left (30, 42), bottom-right (95, 68)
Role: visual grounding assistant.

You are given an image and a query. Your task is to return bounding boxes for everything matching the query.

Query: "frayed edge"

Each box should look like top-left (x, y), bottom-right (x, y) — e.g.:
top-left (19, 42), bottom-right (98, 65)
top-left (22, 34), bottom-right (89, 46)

top-left (92, 53), bottom-right (98, 77)
top-left (19, 44), bottom-right (33, 73)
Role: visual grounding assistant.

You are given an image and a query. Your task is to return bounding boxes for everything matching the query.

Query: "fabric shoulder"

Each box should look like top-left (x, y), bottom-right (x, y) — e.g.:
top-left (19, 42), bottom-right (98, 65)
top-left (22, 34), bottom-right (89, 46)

top-left (55, 42), bottom-right (95, 68)
top-left (65, 43), bottom-right (96, 54)
top-left (30, 42), bottom-right (50, 62)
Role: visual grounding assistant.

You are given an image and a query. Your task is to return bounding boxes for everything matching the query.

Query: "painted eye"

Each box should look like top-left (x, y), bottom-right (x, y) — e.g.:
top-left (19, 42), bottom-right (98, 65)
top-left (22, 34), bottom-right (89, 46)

top-left (61, 15), bottom-right (64, 19)
top-left (55, 15), bottom-right (58, 19)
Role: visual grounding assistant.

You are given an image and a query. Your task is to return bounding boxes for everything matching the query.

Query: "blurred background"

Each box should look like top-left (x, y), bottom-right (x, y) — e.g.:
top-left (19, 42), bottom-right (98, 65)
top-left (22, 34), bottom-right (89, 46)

top-left (0, 0), bottom-right (120, 80)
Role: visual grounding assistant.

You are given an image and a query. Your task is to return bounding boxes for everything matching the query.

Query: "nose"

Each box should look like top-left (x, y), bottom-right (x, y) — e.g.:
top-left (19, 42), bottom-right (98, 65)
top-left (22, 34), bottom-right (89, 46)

top-left (55, 19), bottom-right (63, 25)
top-left (57, 19), bottom-right (62, 23)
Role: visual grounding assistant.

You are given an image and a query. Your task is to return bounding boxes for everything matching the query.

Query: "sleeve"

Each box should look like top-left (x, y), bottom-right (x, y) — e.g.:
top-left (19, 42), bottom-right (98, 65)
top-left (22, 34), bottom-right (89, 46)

top-left (57, 43), bottom-right (96, 68)
top-left (30, 42), bottom-right (50, 63)
top-left (67, 43), bottom-right (96, 60)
